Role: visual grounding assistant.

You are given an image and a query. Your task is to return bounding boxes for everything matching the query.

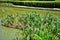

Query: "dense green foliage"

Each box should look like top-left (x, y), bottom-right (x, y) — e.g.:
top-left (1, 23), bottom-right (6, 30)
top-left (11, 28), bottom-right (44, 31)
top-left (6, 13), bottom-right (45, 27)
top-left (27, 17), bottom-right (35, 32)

top-left (0, 1), bottom-right (60, 8)
top-left (13, 2), bottom-right (60, 8)
top-left (2, 12), bottom-right (60, 40)
top-left (0, 0), bottom-right (55, 1)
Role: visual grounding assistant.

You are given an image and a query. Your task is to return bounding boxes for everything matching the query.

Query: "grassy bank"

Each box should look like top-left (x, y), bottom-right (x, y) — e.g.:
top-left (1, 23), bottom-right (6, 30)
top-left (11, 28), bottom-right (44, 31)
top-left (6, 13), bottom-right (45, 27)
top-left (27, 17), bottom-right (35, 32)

top-left (0, 6), bottom-right (60, 19)
top-left (1, 11), bottom-right (60, 40)
top-left (0, 6), bottom-right (60, 40)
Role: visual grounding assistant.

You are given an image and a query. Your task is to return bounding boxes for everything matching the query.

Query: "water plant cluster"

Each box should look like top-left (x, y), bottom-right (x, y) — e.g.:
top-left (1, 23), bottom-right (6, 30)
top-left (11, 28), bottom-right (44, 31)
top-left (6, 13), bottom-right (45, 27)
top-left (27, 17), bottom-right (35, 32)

top-left (2, 12), bottom-right (60, 40)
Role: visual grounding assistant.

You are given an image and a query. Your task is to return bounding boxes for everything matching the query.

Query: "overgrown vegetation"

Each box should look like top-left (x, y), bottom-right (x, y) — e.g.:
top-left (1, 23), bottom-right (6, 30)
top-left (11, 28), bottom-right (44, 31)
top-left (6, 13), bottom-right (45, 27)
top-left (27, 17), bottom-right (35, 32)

top-left (0, 1), bottom-right (60, 8)
top-left (13, 2), bottom-right (60, 8)
top-left (0, 0), bottom-right (55, 1)
top-left (2, 13), bottom-right (60, 40)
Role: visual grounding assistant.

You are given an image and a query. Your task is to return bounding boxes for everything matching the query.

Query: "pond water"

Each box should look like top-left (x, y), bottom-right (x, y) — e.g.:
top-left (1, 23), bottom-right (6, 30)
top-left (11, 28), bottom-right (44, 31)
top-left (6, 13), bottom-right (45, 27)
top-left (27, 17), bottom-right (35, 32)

top-left (0, 27), bottom-right (20, 40)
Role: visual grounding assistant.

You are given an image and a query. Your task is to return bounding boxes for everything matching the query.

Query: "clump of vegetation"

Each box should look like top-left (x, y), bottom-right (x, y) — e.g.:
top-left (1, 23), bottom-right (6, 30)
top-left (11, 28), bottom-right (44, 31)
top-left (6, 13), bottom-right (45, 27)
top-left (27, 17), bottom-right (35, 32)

top-left (13, 2), bottom-right (60, 8)
top-left (2, 12), bottom-right (60, 40)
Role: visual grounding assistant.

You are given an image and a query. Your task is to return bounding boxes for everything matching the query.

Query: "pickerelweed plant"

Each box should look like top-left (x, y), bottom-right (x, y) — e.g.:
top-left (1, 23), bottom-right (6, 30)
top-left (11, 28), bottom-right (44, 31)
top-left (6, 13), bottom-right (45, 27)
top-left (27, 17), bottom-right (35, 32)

top-left (2, 12), bottom-right (60, 40)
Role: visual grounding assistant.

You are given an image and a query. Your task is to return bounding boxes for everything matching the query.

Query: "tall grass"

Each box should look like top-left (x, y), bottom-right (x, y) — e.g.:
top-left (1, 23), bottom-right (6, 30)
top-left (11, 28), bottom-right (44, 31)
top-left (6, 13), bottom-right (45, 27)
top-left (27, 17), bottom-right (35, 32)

top-left (2, 12), bottom-right (60, 40)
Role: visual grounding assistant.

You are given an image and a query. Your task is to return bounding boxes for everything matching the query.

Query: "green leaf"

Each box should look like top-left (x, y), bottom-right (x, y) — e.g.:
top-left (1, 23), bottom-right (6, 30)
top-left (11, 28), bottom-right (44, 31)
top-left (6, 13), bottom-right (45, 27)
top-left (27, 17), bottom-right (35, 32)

top-left (27, 35), bottom-right (30, 40)
top-left (34, 34), bottom-right (42, 40)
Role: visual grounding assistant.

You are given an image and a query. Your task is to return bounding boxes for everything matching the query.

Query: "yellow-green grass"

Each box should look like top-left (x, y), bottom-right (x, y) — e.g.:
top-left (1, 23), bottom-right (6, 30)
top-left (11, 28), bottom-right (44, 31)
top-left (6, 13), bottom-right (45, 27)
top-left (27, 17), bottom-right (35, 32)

top-left (0, 6), bottom-right (60, 19)
top-left (55, 0), bottom-right (60, 1)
